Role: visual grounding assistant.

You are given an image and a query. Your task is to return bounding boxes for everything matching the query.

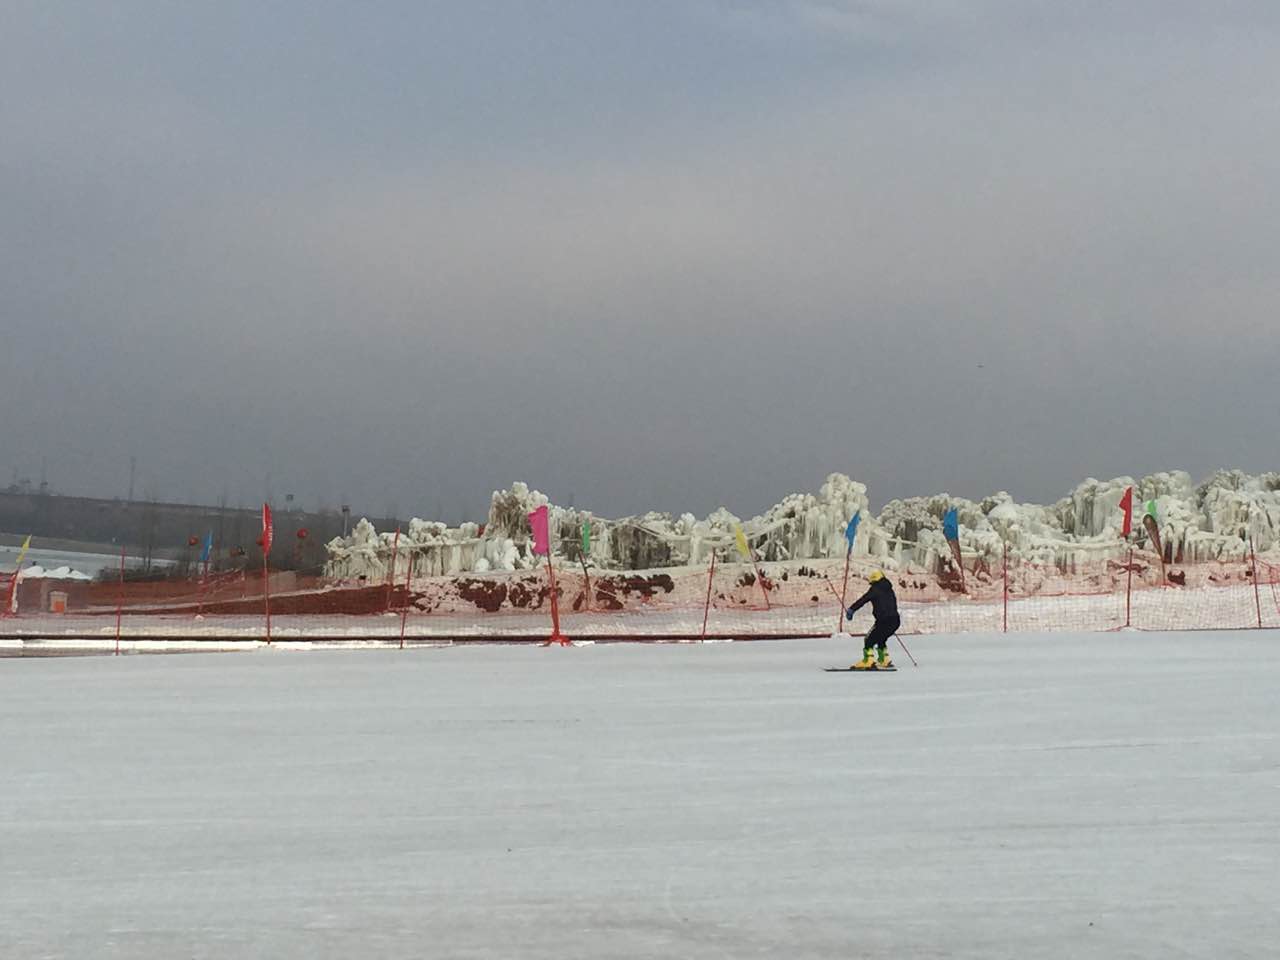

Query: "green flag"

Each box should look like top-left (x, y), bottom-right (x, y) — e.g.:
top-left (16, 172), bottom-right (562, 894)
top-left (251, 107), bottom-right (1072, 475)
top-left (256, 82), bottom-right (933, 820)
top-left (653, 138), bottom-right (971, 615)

top-left (1145, 499), bottom-right (1158, 520)
top-left (581, 518), bottom-right (591, 557)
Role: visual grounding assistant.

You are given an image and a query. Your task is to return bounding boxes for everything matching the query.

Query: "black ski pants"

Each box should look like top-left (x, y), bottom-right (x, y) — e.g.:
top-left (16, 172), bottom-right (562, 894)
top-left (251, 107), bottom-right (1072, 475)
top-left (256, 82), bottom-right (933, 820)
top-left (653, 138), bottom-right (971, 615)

top-left (864, 615), bottom-right (900, 651)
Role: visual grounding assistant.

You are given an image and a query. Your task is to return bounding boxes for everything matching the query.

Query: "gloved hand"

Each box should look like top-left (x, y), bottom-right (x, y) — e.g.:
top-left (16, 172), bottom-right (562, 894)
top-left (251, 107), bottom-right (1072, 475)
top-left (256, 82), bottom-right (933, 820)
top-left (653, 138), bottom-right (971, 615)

top-left (845, 606), bottom-right (853, 621)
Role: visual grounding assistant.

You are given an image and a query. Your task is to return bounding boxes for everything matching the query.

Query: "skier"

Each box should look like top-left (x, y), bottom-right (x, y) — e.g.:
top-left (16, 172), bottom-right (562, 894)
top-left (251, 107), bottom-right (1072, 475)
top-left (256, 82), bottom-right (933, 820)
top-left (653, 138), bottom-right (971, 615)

top-left (845, 570), bottom-right (899, 669)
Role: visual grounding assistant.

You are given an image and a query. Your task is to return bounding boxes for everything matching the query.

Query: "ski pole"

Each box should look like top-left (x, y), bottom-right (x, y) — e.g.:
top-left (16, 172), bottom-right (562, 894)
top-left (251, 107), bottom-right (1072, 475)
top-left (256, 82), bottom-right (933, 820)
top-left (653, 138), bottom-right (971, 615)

top-left (893, 633), bottom-right (919, 667)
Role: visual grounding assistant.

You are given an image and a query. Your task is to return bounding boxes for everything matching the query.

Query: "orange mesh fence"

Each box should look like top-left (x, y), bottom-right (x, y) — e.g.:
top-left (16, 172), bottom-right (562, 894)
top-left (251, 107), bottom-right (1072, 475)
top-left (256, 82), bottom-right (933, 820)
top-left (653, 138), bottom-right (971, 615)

top-left (4, 546), bottom-right (1279, 643)
top-left (1258, 558), bottom-right (1280, 630)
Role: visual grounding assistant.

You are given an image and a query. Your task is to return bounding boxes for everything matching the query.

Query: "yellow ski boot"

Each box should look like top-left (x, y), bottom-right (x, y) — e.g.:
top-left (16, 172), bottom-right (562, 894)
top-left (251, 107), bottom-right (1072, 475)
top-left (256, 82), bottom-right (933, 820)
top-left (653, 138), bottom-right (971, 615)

top-left (852, 648), bottom-right (877, 670)
top-left (877, 647), bottom-right (893, 670)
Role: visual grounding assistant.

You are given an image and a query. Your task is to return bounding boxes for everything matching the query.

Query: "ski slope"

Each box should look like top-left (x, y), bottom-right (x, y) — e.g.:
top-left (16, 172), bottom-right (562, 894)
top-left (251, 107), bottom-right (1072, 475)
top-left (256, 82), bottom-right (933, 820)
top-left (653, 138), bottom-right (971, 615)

top-left (2, 632), bottom-right (1277, 958)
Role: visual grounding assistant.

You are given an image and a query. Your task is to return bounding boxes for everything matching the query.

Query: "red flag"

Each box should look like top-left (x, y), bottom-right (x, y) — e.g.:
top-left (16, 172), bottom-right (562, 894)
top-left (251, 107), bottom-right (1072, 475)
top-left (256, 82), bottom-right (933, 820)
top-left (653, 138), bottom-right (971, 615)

top-left (262, 503), bottom-right (274, 555)
top-left (528, 504), bottom-right (549, 556)
top-left (1118, 487), bottom-right (1133, 538)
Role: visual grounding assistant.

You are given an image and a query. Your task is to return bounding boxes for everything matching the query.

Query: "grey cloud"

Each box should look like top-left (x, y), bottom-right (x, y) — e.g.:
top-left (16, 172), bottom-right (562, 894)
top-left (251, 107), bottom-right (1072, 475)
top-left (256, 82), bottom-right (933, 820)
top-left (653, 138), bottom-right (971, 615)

top-left (2, 3), bottom-right (1277, 521)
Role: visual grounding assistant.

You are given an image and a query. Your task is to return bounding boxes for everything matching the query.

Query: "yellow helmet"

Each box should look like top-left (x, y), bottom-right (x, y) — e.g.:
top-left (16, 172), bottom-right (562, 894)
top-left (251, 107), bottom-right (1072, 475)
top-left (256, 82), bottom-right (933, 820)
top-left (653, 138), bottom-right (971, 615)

top-left (867, 570), bottom-right (884, 583)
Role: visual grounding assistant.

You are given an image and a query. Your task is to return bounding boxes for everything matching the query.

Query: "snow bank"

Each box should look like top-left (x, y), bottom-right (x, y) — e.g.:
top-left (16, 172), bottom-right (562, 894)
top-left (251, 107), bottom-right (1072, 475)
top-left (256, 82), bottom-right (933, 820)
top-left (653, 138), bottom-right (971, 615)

top-left (16, 564), bottom-right (93, 582)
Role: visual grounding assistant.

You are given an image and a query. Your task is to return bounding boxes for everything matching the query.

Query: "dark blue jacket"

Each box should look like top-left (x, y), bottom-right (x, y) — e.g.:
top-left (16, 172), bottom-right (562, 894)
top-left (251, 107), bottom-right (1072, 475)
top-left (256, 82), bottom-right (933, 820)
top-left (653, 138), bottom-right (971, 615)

top-left (848, 577), bottom-right (899, 622)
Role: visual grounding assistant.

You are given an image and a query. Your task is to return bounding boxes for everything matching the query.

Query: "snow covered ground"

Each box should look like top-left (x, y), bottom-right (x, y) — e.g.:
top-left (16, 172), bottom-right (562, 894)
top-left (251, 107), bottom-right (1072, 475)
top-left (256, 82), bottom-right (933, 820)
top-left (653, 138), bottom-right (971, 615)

top-left (0, 544), bottom-right (174, 579)
top-left (2, 632), bottom-right (1277, 959)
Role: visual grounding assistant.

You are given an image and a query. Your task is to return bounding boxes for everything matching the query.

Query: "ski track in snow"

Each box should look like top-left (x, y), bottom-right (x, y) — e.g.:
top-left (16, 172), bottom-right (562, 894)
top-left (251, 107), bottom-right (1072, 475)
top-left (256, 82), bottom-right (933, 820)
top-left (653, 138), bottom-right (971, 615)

top-left (1, 632), bottom-right (1278, 959)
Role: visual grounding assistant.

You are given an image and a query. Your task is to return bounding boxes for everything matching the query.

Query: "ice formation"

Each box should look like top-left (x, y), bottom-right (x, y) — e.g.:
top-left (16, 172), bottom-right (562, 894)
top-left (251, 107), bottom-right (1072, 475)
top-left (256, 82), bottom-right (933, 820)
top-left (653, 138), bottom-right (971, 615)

top-left (324, 470), bottom-right (1280, 580)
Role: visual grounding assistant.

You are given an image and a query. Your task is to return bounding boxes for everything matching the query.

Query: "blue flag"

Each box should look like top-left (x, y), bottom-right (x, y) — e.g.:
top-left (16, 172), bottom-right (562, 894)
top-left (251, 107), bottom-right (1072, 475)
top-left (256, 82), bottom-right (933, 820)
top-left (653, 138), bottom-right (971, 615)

top-left (199, 530), bottom-right (214, 563)
top-left (942, 508), bottom-right (959, 543)
top-left (844, 513), bottom-right (861, 556)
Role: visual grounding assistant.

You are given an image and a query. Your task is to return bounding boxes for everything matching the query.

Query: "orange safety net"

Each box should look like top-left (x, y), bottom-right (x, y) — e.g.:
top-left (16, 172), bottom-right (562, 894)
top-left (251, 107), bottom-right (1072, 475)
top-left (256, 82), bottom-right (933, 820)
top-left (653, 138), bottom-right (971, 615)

top-left (5, 546), bottom-right (1278, 643)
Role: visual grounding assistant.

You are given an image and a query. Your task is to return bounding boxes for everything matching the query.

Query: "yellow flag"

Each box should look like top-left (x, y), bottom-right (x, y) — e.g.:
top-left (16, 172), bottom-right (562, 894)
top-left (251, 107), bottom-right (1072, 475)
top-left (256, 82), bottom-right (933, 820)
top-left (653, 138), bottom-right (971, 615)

top-left (733, 524), bottom-right (751, 560)
top-left (14, 535), bottom-right (31, 568)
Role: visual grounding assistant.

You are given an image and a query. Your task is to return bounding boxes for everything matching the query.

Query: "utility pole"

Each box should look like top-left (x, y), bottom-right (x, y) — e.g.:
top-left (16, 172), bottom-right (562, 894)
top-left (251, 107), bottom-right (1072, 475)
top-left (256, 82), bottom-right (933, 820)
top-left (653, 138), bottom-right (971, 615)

top-left (128, 456), bottom-right (136, 502)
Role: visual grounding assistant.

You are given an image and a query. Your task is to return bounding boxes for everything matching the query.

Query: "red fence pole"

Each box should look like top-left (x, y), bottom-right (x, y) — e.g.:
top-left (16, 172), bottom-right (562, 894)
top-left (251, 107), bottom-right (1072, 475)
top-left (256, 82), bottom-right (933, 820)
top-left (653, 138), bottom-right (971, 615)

top-left (399, 551), bottom-right (415, 649)
top-left (1003, 542), bottom-right (1009, 634)
top-left (385, 527), bottom-right (400, 613)
top-left (753, 557), bottom-right (771, 610)
top-left (196, 556), bottom-right (210, 618)
top-left (1250, 537), bottom-right (1263, 629)
top-left (542, 554), bottom-right (568, 646)
top-left (1125, 547), bottom-right (1133, 629)
top-left (700, 550), bottom-right (716, 641)
top-left (115, 546), bottom-right (125, 656)
top-left (836, 548), bottom-right (853, 635)
top-left (263, 549), bottom-right (272, 645)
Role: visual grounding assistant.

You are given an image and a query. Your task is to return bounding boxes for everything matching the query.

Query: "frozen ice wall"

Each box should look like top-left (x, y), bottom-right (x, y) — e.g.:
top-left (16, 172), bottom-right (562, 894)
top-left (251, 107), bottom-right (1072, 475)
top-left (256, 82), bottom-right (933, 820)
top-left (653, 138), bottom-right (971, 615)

top-left (324, 470), bottom-right (1280, 579)
top-left (871, 469), bottom-right (1280, 572)
top-left (325, 474), bottom-right (873, 579)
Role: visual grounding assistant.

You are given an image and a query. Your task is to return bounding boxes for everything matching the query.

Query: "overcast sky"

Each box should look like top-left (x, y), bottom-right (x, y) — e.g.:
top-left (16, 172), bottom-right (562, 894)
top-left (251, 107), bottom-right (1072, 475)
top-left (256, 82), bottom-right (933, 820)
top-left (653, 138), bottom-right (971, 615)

top-left (2, 1), bottom-right (1278, 521)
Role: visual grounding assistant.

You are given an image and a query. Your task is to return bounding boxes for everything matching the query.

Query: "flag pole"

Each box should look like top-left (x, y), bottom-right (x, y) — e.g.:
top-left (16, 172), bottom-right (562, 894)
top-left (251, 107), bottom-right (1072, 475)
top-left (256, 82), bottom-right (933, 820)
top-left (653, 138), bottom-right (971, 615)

top-left (751, 552), bottom-right (770, 610)
top-left (701, 549), bottom-right (717, 641)
top-left (262, 503), bottom-right (273, 645)
top-left (734, 525), bottom-right (770, 609)
top-left (1002, 542), bottom-right (1009, 633)
top-left (529, 505), bottom-right (568, 646)
top-left (836, 552), bottom-right (852, 634)
top-left (399, 552), bottom-right (415, 649)
top-left (115, 545), bottom-right (125, 656)
top-left (543, 553), bottom-right (568, 646)
top-left (1251, 537), bottom-right (1263, 630)
top-left (385, 526), bottom-right (400, 613)
top-left (580, 517), bottom-right (592, 612)
top-left (196, 532), bottom-right (212, 618)
top-left (263, 545), bottom-right (271, 645)
top-left (5, 535), bottom-right (32, 616)
top-left (197, 556), bottom-right (208, 617)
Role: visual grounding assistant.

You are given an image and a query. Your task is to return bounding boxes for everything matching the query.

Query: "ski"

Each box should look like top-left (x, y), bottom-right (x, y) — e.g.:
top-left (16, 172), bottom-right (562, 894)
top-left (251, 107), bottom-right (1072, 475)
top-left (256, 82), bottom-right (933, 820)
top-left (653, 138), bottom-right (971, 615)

top-left (824, 666), bottom-right (897, 672)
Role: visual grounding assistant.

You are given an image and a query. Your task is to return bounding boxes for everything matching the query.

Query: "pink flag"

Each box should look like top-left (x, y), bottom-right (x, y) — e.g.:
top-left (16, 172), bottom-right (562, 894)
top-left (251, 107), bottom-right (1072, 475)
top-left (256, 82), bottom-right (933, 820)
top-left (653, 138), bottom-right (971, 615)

top-left (262, 503), bottom-right (274, 555)
top-left (528, 504), bottom-right (550, 556)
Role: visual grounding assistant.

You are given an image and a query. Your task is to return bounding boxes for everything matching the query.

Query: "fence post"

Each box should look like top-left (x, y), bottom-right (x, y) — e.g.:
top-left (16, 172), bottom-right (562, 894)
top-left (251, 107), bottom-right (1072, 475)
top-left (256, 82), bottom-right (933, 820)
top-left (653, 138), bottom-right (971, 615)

top-left (1250, 537), bottom-right (1263, 629)
top-left (196, 555), bottom-right (209, 618)
top-left (541, 554), bottom-right (568, 646)
top-left (385, 527), bottom-right (400, 613)
top-left (263, 548), bottom-right (272, 646)
top-left (836, 547), bottom-right (853, 635)
top-left (115, 546), bottom-right (125, 656)
top-left (399, 551), bottom-right (415, 649)
top-left (1125, 547), bottom-right (1133, 629)
top-left (700, 550), bottom-right (716, 641)
top-left (752, 559), bottom-right (771, 610)
top-left (1002, 542), bottom-right (1009, 633)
